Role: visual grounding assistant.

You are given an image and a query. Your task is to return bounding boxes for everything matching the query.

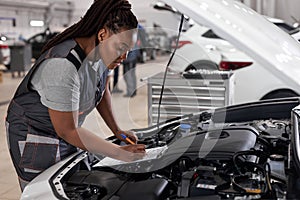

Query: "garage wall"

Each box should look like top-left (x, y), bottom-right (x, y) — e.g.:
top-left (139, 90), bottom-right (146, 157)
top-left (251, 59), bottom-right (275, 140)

top-left (70, 0), bottom-right (180, 37)
top-left (131, 0), bottom-right (179, 33)
top-left (70, 0), bottom-right (178, 33)
top-left (71, 0), bottom-right (93, 23)
top-left (0, 0), bottom-right (299, 40)
top-left (0, 0), bottom-right (74, 39)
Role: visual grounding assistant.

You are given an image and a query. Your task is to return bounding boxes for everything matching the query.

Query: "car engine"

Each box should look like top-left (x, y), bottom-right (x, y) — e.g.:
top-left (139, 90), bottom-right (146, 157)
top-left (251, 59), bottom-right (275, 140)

top-left (63, 112), bottom-right (292, 200)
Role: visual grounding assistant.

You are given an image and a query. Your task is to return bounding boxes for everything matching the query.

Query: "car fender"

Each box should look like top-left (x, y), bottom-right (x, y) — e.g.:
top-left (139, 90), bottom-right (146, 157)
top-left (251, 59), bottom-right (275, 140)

top-left (232, 64), bottom-right (300, 104)
top-left (169, 45), bottom-right (221, 72)
top-left (261, 89), bottom-right (299, 100)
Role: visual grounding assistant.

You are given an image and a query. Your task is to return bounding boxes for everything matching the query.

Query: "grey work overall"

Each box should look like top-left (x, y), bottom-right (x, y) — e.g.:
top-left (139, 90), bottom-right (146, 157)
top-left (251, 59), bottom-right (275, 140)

top-left (5, 39), bottom-right (105, 190)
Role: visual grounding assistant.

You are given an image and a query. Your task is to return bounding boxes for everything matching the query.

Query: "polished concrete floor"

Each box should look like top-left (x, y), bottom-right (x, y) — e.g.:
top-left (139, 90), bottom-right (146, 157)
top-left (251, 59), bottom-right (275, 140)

top-left (0, 55), bottom-right (168, 199)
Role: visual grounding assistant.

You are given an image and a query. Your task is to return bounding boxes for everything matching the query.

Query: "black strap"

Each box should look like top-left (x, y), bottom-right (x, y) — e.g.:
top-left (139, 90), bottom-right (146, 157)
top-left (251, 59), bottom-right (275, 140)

top-left (73, 44), bottom-right (86, 62)
top-left (66, 53), bottom-right (82, 71)
top-left (66, 44), bottom-right (86, 70)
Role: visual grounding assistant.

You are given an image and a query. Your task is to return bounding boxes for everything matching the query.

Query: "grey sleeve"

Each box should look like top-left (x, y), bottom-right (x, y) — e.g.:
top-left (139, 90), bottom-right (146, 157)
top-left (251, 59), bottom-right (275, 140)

top-left (31, 58), bottom-right (80, 112)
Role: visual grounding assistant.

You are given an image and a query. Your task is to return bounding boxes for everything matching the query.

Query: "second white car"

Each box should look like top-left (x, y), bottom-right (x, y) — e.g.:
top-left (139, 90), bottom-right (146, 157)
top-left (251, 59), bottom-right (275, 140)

top-left (169, 16), bottom-right (300, 104)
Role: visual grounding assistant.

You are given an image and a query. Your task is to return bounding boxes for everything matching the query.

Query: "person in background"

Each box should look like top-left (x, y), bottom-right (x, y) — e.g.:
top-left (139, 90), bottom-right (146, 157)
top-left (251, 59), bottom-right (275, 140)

top-left (5, 0), bottom-right (145, 191)
top-left (123, 46), bottom-right (139, 97)
top-left (112, 66), bottom-right (123, 93)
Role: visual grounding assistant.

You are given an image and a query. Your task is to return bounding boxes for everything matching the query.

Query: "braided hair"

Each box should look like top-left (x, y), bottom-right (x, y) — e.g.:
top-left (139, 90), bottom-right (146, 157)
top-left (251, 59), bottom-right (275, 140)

top-left (42, 0), bottom-right (138, 53)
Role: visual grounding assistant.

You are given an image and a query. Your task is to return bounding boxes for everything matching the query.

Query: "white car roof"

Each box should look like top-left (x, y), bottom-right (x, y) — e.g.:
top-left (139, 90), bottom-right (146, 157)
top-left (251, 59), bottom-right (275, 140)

top-left (162, 0), bottom-right (300, 89)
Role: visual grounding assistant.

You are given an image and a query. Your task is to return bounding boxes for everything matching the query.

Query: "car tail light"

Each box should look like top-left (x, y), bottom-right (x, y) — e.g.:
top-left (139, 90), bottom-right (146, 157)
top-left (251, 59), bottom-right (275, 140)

top-left (171, 40), bottom-right (192, 49)
top-left (219, 61), bottom-right (253, 70)
top-left (0, 44), bottom-right (8, 49)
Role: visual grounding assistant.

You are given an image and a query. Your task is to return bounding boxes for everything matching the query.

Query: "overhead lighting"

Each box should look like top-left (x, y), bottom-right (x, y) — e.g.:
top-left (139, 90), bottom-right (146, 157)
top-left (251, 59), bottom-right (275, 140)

top-left (30, 20), bottom-right (44, 27)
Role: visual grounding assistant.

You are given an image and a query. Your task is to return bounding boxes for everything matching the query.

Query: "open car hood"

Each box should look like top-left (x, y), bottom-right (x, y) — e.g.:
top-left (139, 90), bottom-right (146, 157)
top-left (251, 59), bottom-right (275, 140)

top-left (162, 0), bottom-right (300, 89)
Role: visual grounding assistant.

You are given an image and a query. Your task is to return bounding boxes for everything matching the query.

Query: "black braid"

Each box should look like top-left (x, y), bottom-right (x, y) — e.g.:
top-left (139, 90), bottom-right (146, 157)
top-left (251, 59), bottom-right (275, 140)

top-left (42, 0), bottom-right (137, 53)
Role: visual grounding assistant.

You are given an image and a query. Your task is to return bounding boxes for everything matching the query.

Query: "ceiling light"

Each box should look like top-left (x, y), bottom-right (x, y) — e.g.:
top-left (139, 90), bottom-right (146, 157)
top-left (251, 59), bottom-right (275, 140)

top-left (30, 20), bottom-right (44, 27)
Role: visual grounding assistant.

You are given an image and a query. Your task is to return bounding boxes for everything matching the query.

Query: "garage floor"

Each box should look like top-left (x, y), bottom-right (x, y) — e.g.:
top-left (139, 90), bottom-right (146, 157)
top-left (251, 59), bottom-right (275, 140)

top-left (0, 55), bottom-right (168, 199)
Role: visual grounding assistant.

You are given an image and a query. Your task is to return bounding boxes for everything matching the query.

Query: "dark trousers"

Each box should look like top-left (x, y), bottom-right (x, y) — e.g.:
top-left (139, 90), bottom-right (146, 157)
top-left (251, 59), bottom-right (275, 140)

top-left (113, 66), bottom-right (119, 88)
top-left (123, 60), bottom-right (137, 96)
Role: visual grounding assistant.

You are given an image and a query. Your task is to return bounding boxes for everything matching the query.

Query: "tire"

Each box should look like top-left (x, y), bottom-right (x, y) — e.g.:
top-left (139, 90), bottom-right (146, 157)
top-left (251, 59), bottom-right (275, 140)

top-left (185, 60), bottom-right (219, 71)
top-left (261, 90), bottom-right (299, 100)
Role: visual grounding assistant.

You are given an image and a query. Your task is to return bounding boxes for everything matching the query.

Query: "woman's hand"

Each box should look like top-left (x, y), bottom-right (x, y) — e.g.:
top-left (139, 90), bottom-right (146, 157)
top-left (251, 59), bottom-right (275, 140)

top-left (119, 144), bottom-right (146, 162)
top-left (115, 130), bottom-right (138, 144)
top-left (120, 144), bottom-right (145, 153)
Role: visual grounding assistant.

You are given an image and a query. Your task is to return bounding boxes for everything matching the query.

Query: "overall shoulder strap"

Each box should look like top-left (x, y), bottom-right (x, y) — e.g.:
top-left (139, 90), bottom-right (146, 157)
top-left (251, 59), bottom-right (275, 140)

top-left (66, 44), bottom-right (86, 70)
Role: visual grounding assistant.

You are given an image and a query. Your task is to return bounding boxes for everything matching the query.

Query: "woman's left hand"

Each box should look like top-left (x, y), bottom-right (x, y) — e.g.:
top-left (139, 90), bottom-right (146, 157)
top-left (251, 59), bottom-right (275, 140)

top-left (115, 130), bottom-right (138, 144)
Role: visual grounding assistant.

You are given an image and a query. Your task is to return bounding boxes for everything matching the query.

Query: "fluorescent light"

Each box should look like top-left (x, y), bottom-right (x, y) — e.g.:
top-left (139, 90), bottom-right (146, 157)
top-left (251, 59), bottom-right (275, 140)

top-left (30, 20), bottom-right (44, 27)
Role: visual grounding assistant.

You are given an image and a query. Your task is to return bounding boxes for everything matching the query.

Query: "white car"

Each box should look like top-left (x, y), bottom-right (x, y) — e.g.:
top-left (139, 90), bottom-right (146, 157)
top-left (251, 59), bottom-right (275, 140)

top-left (0, 34), bottom-right (26, 71)
top-left (0, 34), bottom-right (11, 68)
top-left (169, 16), bottom-right (300, 104)
top-left (20, 0), bottom-right (300, 199)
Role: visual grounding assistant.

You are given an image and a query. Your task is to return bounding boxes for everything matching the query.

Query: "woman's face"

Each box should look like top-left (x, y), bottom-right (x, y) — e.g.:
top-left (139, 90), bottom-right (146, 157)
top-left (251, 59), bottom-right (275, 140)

top-left (98, 28), bottom-right (136, 69)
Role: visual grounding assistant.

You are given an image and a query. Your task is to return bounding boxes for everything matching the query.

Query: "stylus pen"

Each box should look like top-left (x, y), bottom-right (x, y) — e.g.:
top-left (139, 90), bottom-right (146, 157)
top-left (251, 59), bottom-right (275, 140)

top-left (120, 133), bottom-right (135, 145)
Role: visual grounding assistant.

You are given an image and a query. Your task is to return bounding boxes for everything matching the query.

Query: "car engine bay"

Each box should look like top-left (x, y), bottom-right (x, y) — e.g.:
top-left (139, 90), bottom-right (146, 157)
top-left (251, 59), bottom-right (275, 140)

top-left (62, 108), bottom-right (294, 200)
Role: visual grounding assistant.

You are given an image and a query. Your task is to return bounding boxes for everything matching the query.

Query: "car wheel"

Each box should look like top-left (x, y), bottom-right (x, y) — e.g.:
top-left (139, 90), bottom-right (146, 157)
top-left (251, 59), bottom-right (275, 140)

top-left (185, 60), bottom-right (219, 71)
top-left (261, 90), bottom-right (299, 100)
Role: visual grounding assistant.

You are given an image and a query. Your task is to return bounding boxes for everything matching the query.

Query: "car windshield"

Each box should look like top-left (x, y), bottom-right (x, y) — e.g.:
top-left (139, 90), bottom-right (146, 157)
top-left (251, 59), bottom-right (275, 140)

top-left (274, 22), bottom-right (300, 35)
top-left (202, 29), bottom-right (222, 39)
top-left (200, 21), bottom-right (299, 41)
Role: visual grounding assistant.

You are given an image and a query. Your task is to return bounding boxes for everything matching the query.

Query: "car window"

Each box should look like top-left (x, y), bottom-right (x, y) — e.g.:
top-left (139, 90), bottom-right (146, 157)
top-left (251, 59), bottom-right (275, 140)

top-left (274, 22), bottom-right (299, 34)
top-left (202, 29), bottom-right (223, 39)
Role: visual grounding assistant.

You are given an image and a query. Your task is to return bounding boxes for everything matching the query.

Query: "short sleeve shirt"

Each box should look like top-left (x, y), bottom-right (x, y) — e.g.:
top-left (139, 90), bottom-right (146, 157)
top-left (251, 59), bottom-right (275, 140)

top-left (31, 50), bottom-right (109, 126)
